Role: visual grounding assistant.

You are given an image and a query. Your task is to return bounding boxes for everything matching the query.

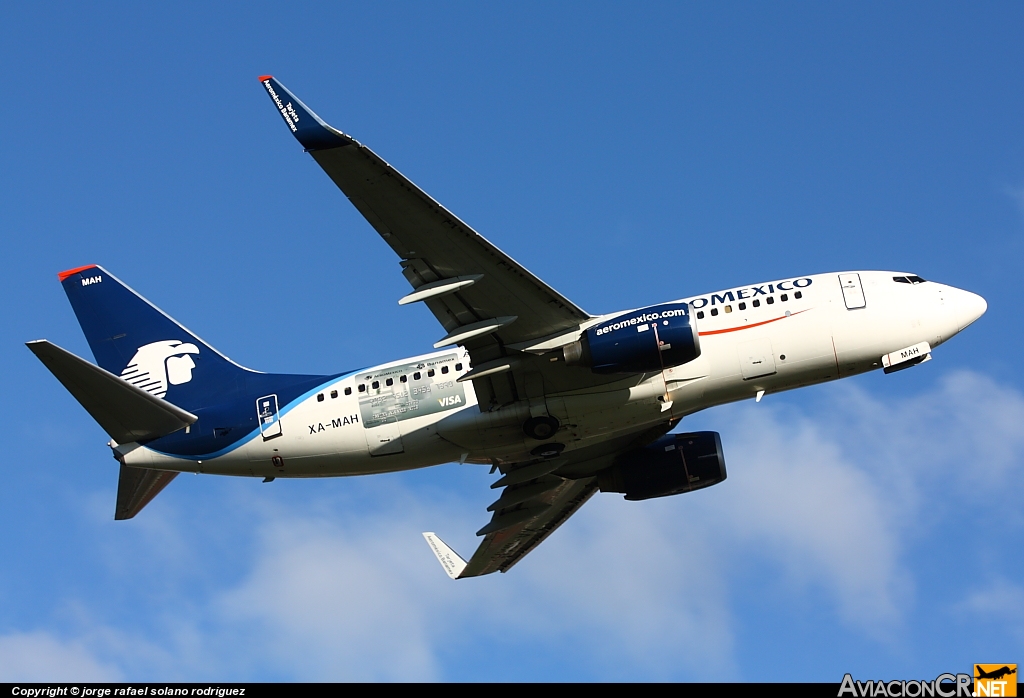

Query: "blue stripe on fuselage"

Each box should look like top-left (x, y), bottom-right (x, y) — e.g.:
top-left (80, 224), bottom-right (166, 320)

top-left (144, 369), bottom-right (363, 460)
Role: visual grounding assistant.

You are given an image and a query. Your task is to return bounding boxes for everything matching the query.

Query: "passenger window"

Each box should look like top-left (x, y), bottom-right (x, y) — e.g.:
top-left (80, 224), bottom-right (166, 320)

top-left (385, 378), bottom-right (394, 386)
top-left (358, 384), bottom-right (365, 392)
top-left (696, 311), bottom-right (705, 319)
top-left (738, 302), bottom-right (746, 310)
top-left (344, 387), bottom-right (352, 395)
top-left (428, 369), bottom-right (435, 377)
top-left (794, 291), bottom-right (802, 299)
top-left (724, 305), bottom-right (732, 313)
top-left (441, 366), bottom-right (449, 374)
top-left (455, 363), bottom-right (463, 371)
top-left (400, 375), bottom-right (407, 383)
top-left (413, 372), bottom-right (421, 380)
top-left (330, 390), bottom-right (338, 399)
top-left (767, 296), bottom-right (774, 305)
top-left (753, 299), bottom-right (761, 307)
top-left (317, 393), bottom-right (324, 402)
top-left (710, 308), bottom-right (719, 317)
top-left (780, 293), bottom-right (788, 302)
top-left (372, 381), bottom-right (379, 389)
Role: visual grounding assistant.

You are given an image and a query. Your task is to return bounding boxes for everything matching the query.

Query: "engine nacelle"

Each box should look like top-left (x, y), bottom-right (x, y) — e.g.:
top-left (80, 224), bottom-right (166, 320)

top-left (597, 431), bottom-right (726, 501)
top-left (563, 302), bottom-right (700, 374)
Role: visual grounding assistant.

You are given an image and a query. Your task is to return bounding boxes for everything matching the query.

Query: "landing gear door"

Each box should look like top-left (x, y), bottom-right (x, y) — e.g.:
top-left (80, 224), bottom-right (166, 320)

top-left (839, 273), bottom-right (866, 309)
top-left (257, 394), bottom-right (282, 440)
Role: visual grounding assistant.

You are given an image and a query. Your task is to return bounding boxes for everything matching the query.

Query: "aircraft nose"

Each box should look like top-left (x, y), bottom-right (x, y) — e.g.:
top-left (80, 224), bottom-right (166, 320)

top-left (954, 289), bottom-right (987, 332)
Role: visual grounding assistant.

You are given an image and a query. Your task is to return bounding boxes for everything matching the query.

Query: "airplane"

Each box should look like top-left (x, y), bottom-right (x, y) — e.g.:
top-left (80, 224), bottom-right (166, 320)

top-left (975, 666), bottom-right (1016, 681)
top-left (27, 76), bottom-right (988, 580)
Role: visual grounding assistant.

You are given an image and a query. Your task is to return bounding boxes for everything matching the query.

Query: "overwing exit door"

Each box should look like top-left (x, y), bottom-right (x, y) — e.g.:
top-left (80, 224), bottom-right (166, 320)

top-left (361, 377), bottom-right (406, 456)
top-left (739, 338), bottom-right (777, 380)
top-left (364, 421), bottom-right (404, 456)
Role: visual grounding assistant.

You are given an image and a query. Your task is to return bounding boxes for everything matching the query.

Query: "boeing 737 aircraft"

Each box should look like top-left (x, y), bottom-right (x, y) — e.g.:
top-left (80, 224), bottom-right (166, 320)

top-left (28, 76), bottom-right (987, 579)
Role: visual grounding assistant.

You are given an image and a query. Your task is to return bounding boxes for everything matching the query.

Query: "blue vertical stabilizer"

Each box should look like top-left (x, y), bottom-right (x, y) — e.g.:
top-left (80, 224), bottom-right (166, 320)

top-left (59, 265), bottom-right (251, 412)
top-left (55, 265), bottom-right (341, 458)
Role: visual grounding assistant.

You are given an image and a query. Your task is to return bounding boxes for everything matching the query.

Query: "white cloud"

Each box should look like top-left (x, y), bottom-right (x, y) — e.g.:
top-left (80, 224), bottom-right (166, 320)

top-left (961, 579), bottom-right (1024, 616)
top-left (691, 371), bottom-right (1024, 635)
top-left (711, 408), bottom-right (910, 634)
top-left (504, 497), bottom-right (738, 679)
top-left (821, 371), bottom-right (1024, 493)
top-left (207, 488), bottom-right (738, 681)
top-left (126, 372), bottom-right (1024, 677)
top-left (1004, 183), bottom-right (1024, 218)
top-left (6, 370), bottom-right (1022, 680)
top-left (958, 579), bottom-right (1024, 645)
top-left (216, 513), bottom-right (443, 681)
top-left (0, 631), bottom-right (122, 682)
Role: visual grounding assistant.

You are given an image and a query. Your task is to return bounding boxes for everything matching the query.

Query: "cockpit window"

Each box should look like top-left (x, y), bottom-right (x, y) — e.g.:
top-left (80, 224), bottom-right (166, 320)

top-left (907, 275), bottom-right (927, 284)
top-left (894, 275), bottom-right (928, 285)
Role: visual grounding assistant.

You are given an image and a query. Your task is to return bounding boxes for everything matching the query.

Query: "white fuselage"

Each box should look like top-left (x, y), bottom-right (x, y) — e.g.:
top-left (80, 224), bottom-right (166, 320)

top-left (123, 271), bottom-right (986, 478)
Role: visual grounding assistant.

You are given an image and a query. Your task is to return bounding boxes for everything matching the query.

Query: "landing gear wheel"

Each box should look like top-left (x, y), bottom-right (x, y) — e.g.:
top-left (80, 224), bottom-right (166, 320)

top-left (523, 415), bottom-right (560, 440)
top-left (531, 442), bottom-right (565, 459)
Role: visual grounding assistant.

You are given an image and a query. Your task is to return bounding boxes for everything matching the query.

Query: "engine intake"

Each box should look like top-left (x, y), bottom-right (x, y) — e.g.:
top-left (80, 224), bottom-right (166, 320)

top-left (598, 431), bottom-right (726, 501)
top-left (563, 302), bottom-right (700, 373)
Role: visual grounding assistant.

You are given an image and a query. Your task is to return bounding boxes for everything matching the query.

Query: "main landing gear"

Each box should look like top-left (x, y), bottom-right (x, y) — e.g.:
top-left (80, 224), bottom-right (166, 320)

top-left (523, 415), bottom-right (560, 440)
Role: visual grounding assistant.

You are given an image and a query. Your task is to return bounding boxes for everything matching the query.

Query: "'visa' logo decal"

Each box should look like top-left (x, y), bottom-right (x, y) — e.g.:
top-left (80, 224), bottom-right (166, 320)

top-left (438, 395), bottom-right (463, 407)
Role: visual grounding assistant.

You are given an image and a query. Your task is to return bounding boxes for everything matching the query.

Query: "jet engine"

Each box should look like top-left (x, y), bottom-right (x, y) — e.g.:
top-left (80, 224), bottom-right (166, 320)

top-left (597, 431), bottom-right (726, 501)
top-left (563, 302), bottom-right (700, 373)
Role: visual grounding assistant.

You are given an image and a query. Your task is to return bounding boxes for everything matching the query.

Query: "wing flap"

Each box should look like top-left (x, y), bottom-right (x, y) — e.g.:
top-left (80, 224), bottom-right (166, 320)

top-left (461, 477), bottom-right (598, 577)
top-left (310, 144), bottom-right (589, 344)
top-left (422, 423), bottom-right (681, 579)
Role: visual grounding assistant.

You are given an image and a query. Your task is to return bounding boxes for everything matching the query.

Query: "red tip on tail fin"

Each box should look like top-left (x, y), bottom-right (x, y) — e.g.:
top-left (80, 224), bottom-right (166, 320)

top-left (258, 75), bottom-right (273, 82)
top-left (58, 265), bottom-right (97, 281)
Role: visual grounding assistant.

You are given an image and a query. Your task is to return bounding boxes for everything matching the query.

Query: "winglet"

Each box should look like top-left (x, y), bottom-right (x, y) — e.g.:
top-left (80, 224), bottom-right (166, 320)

top-left (257, 75), bottom-right (351, 151)
top-left (422, 532), bottom-right (468, 580)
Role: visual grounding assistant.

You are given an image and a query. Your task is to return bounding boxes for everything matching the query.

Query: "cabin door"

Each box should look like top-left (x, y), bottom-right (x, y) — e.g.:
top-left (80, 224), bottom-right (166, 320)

top-left (256, 394), bottom-right (282, 440)
top-left (838, 273), bottom-right (866, 309)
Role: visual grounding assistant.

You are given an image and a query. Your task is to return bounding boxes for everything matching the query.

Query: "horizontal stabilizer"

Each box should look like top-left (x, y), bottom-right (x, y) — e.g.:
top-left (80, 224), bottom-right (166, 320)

top-left (115, 464), bottom-right (178, 520)
top-left (27, 340), bottom-right (197, 444)
top-left (422, 532), bottom-right (468, 580)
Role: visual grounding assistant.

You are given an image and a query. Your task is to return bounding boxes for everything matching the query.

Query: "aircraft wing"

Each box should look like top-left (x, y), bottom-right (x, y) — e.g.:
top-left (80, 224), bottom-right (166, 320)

top-left (426, 477), bottom-right (599, 579)
top-left (258, 76), bottom-right (591, 360)
top-left (422, 421), bottom-right (677, 578)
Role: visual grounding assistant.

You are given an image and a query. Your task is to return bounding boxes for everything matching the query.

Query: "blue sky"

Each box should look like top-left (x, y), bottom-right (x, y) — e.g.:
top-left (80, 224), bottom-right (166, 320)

top-left (1, 2), bottom-right (1022, 682)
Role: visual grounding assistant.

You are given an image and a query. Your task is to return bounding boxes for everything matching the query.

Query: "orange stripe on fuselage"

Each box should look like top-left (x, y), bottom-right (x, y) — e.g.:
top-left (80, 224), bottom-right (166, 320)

top-left (697, 309), bottom-right (809, 336)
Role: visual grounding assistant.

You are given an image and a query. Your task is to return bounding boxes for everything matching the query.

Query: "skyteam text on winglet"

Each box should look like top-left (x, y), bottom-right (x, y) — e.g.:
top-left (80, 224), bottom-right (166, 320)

top-left (27, 76), bottom-right (988, 578)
